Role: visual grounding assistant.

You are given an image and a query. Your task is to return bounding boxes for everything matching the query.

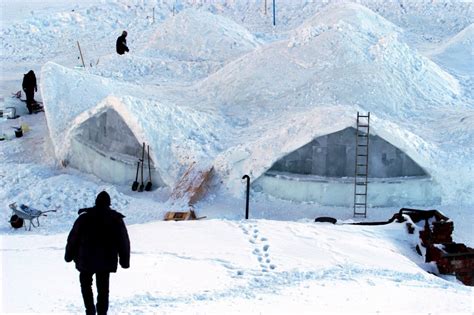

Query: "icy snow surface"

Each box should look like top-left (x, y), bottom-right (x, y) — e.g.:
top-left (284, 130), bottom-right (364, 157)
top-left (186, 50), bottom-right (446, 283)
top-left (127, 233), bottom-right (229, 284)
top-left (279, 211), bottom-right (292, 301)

top-left (1, 1), bottom-right (473, 314)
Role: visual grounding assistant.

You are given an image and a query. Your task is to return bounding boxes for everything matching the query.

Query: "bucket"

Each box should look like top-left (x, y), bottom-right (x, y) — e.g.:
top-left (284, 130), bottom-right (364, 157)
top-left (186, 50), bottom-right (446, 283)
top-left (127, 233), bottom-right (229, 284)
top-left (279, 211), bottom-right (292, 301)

top-left (14, 128), bottom-right (23, 138)
top-left (6, 107), bottom-right (18, 119)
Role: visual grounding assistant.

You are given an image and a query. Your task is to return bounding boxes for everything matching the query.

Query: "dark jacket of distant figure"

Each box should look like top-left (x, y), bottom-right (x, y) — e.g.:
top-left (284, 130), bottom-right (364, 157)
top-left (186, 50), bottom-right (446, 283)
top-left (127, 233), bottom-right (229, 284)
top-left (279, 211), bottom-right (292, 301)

top-left (116, 34), bottom-right (129, 55)
top-left (65, 203), bottom-right (130, 273)
top-left (22, 70), bottom-right (37, 94)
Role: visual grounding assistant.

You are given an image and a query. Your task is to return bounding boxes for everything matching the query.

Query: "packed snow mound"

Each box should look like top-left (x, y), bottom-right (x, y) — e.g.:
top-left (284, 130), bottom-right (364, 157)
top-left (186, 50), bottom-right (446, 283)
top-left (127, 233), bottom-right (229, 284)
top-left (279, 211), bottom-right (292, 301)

top-left (428, 24), bottom-right (474, 76)
top-left (41, 62), bottom-right (226, 186)
top-left (362, 0), bottom-right (474, 46)
top-left (91, 53), bottom-right (222, 85)
top-left (298, 2), bottom-right (402, 39)
top-left (197, 2), bottom-right (461, 120)
top-left (141, 9), bottom-right (261, 62)
top-left (38, 4), bottom-right (474, 205)
top-left (91, 9), bottom-right (261, 84)
top-left (191, 4), bottom-right (472, 203)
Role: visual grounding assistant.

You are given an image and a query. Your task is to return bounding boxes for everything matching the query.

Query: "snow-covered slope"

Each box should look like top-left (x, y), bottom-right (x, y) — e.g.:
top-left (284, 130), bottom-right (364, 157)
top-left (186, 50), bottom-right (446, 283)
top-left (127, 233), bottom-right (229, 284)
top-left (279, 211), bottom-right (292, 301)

top-left (428, 23), bottom-right (474, 76)
top-left (41, 62), bottom-right (227, 187)
top-left (142, 9), bottom-right (261, 62)
top-left (1, 1), bottom-right (474, 314)
top-left (362, 0), bottom-right (474, 48)
top-left (197, 3), bottom-right (461, 116)
top-left (90, 9), bottom-right (261, 85)
top-left (39, 3), bottom-right (474, 204)
top-left (3, 219), bottom-right (472, 314)
top-left (90, 53), bottom-right (222, 85)
top-left (194, 3), bottom-right (473, 202)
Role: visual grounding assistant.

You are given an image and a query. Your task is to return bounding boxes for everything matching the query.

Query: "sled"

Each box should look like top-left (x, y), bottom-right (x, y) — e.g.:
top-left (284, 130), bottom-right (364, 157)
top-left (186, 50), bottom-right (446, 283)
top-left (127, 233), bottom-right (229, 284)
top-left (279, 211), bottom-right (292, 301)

top-left (8, 203), bottom-right (57, 231)
top-left (31, 102), bottom-right (44, 114)
top-left (19, 99), bottom-right (44, 114)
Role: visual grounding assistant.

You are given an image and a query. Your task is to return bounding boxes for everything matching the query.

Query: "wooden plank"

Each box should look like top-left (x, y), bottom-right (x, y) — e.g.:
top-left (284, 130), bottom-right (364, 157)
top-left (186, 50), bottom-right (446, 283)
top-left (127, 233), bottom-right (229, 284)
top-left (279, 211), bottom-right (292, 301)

top-left (170, 162), bottom-right (214, 206)
top-left (164, 210), bottom-right (207, 221)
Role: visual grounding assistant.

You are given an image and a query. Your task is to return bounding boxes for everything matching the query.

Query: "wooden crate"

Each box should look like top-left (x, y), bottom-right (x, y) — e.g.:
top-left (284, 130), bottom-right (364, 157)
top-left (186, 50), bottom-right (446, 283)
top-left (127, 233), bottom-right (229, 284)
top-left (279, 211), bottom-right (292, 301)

top-left (164, 210), bottom-right (206, 221)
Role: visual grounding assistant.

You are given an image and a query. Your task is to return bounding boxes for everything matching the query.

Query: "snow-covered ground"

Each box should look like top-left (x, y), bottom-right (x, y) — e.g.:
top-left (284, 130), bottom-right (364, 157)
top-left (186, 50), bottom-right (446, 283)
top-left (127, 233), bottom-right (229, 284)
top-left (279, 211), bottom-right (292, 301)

top-left (1, 1), bottom-right (473, 314)
top-left (2, 219), bottom-right (473, 314)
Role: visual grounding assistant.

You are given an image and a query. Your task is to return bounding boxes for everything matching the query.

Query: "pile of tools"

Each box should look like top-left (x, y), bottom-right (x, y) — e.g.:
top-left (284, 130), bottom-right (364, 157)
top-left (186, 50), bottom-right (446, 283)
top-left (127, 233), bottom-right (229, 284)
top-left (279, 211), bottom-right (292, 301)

top-left (132, 142), bottom-right (153, 192)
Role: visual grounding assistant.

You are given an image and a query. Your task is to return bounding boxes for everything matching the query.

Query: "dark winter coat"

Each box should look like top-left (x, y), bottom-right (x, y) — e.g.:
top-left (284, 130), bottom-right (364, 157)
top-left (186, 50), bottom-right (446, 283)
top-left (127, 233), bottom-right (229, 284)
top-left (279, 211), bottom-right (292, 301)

top-left (22, 70), bottom-right (37, 93)
top-left (65, 206), bottom-right (130, 273)
top-left (116, 34), bottom-right (129, 55)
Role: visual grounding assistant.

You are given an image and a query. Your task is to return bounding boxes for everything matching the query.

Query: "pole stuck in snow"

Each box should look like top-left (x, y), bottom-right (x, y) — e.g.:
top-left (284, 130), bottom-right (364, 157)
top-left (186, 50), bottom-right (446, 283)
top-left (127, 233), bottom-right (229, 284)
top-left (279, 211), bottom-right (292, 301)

top-left (77, 41), bottom-right (85, 68)
top-left (242, 175), bottom-right (250, 219)
top-left (272, 0), bottom-right (276, 26)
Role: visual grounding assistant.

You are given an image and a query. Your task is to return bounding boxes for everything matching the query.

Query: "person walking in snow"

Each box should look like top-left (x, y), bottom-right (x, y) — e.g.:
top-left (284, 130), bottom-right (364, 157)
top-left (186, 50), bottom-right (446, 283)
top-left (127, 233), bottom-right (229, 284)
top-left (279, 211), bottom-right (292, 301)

top-left (65, 191), bottom-right (130, 315)
top-left (116, 30), bottom-right (129, 55)
top-left (22, 70), bottom-right (37, 114)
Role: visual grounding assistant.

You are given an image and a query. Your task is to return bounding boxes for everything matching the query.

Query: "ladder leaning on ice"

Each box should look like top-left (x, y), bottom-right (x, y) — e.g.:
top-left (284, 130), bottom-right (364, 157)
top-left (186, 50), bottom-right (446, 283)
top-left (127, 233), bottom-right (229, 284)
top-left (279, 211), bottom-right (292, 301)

top-left (353, 112), bottom-right (370, 218)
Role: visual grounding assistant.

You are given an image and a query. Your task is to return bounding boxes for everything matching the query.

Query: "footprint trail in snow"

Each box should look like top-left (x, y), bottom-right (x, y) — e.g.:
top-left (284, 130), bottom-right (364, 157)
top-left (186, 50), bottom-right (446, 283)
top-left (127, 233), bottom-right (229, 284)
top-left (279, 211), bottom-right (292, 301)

top-left (240, 222), bottom-right (276, 273)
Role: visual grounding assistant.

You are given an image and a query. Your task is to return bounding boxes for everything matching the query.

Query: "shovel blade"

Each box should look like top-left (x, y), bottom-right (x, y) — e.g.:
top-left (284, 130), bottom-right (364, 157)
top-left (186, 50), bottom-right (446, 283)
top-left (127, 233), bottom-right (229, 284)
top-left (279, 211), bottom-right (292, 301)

top-left (132, 181), bottom-right (139, 191)
top-left (145, 182), bottom-right (152, 191)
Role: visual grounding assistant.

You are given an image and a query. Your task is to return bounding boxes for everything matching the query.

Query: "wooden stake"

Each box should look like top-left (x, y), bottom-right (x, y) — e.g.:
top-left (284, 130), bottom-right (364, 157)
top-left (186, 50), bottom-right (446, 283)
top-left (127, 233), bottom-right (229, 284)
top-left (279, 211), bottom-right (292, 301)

top-left (77, 41), bottom-right (85, 68)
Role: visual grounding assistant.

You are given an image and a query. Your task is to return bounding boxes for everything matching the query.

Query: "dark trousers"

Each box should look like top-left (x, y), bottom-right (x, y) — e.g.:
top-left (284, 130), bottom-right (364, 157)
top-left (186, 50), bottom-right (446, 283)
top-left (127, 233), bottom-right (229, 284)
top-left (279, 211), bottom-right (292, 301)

top-left (79, 272), bottom-right (110, 315)
top-left (25, 89), bottom-right (35, 114)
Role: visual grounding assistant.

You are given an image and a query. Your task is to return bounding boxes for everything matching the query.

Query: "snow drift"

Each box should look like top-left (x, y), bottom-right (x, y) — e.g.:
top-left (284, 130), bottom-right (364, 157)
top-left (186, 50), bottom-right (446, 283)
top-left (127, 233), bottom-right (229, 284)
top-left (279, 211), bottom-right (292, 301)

top-left (40, 3), bottom-right (474, 205)
top-left (428, 23), bottom-right (474, 76)
top-left (91, 9), bottom-right (262, 85)
top-left (197, 2), bottom-right (461, 117)
top-left (197, 3), bottom-right (472, 203)
top-left (141, 9), bottom-right (261, 62)
top-left (40, 62), bottom-right (226, 187)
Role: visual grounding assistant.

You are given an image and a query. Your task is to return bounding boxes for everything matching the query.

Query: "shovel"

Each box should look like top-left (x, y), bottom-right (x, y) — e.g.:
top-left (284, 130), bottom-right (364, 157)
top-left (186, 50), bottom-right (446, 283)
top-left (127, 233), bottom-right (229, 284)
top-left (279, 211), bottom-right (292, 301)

top-left (145, 145), bottom-right (152, 191)
top-left (138, 142), bottom-right (145, 192)
top-left (131, 161), bottom-right (140, 191)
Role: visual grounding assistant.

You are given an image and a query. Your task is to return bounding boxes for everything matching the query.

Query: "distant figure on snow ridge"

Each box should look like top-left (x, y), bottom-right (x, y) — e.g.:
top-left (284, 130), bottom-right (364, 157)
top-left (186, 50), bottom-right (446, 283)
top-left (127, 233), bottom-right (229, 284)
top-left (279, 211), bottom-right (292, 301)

top-left (22, 70), bottom-right (37, 114)
top-left (65, 191), bottom-right (130, 315)
top-left (116, 30), bottom-right (129, 55)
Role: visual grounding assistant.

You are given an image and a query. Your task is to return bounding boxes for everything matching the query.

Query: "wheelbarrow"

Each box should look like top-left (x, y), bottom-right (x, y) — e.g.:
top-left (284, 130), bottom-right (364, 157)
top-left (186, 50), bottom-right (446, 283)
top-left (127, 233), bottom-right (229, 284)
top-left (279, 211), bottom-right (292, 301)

top-left (8, 203), bottom-right (57, 231)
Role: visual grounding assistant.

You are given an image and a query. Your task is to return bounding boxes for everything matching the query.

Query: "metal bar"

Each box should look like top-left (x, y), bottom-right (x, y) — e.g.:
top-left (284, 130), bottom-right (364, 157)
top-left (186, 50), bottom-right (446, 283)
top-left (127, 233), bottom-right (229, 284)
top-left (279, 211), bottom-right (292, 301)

top-left (353, 112), bottom-right (359, 216)
top-left (272, 0), bottom-right (276, 26)
top-left (242, 175), bottom-right (250, 219)
top-left (365, 112), bottom-right (370, 216)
